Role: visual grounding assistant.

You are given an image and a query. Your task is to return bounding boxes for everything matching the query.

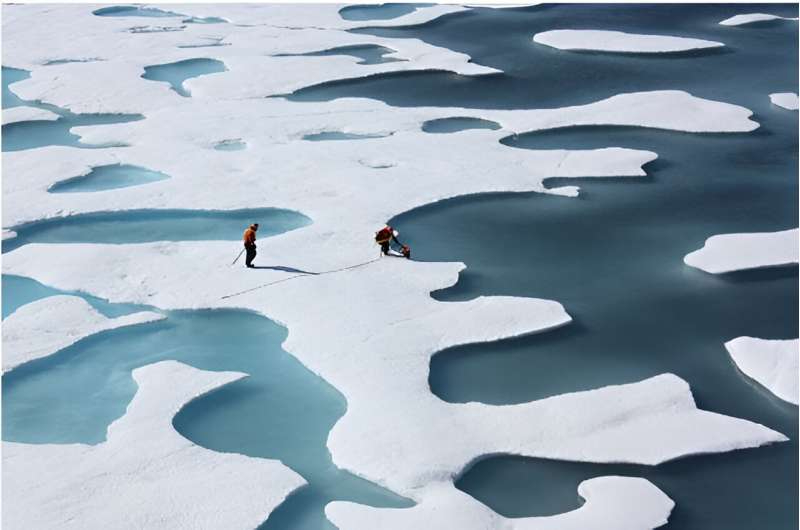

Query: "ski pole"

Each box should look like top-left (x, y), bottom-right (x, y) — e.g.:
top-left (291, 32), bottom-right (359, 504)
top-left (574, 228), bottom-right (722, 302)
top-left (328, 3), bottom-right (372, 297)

top-left (231, 248), bottom-right (245, 265)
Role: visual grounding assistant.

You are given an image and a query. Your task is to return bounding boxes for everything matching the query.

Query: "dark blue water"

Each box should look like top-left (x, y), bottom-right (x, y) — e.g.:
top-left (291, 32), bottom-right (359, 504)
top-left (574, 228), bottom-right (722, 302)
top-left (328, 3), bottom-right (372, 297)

top-left (276, 44), bottom-right (405, 65)
top-left (2, 208), bottom-right (310, 254)
top-left (93, 5), bottom-right (184, 18)
top-left (141, 58), bottom-right (227, 97)
top-left (1, 66), bottom-right (143, 151)
top-left (48, 163), bottom-right (170, 193)
top-left (422, 117), bottom-right (501, 133)
top-left (314, 4), bottom-right (799, 529)
top-left (303, 131), bottom-right (391, 141)
top-left (293, 3), bottom-right (798, 111)
top-left (338, 3), bottom-right (433, 22)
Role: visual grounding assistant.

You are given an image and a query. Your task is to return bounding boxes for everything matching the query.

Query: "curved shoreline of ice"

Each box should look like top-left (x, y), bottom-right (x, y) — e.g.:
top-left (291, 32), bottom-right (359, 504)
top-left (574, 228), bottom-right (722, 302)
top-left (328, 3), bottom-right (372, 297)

top-left (684, 228), bottom-right (799, 274)
top-left (2, 360), bottom-right (306, 529)
top-left (769, 92), bottom-right (799, 110)
top-left (2, 105), bottom-right (60, 125)
top-left (533, 30), bottom-right (724, 53)
top-left (725, 337), bottom-right (799, 405)
top-left (328, 477), bottom-right (674, 530)
top-left (719, 13), bottom-right (799, 26)
top-left (2, 295), bottom-right (164, 373)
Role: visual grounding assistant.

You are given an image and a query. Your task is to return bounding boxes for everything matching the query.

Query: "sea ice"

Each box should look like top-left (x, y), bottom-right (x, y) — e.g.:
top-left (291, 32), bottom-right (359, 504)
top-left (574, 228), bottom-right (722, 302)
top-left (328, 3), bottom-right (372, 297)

top-left (769, 92), bottom-right (799, 110)
top-left (2, 295), bottom-right (163, 373)
top-left (725, 337), bottom-right (799, 405)
top-left (719, 13), bottom-right (799, 26)
top-left (2, 105), bottom-right (60, 125)
top-left (2, 360), bottom-right (305, 529)
top-left (684, 228), bottom-right (799, 273)
top-left (533, 30), bottom-right (724, 53)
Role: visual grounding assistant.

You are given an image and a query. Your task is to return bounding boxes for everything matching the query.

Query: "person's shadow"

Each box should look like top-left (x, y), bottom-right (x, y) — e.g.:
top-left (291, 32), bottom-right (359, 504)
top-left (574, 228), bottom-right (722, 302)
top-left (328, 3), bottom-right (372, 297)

top-left (251, 265), bottom-right (319, 275)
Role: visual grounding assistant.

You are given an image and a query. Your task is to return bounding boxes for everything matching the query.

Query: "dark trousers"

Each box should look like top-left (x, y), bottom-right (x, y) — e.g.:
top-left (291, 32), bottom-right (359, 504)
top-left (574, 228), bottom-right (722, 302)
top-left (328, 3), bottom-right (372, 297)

top-left (380, 242), bottom-right (390, 255)
top-left (245, 244), bottom-right (257, 267)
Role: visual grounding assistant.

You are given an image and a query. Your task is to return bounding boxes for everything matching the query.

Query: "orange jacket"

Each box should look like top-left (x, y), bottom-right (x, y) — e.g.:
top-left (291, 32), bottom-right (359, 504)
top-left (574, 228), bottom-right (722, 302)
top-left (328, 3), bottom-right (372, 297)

top-left (243, 225), bottom-right (257, 246)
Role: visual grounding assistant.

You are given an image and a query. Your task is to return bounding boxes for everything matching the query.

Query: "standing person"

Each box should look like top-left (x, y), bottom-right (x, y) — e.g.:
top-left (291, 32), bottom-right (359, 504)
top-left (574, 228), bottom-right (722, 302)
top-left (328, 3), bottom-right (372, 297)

top-left (243, 223), bottom-right (259, 268)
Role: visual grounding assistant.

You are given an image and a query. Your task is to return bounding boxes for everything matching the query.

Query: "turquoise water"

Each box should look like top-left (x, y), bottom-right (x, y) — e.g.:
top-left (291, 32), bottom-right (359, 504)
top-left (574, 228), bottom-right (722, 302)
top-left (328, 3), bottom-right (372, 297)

top-left (49, 164), bottom-right (170, 193)
top-left (422, 117), bottom-right (501, 133)
top-left (92, 5), bottom-right (183, 18)
top-left (214, 138), bottom-right (247, 150)
top-left (2, 299), bottom-right (411, 529)
top-left (277, 45), bottom-right (405, 65)
top-left (1, 274), bottom-right (149, 320)
top-left (303, 131), bottom-right (391, 141)
top-left (141, 58), bottom-right (227, 97)
top-left (2, 208), bottom-right (310, 254)
top-left (1, 66), bottom-right (143, 152)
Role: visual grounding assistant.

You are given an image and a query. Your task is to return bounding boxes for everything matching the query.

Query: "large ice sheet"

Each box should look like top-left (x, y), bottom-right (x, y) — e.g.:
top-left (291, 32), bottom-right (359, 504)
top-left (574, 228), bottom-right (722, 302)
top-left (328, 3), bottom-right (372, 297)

top-left (2, 295), bottom-right (163, 373)
top-left (328, 477), bottom-right (674, 530)
top-left (2, 90), bottom-right (757, 229)
top-left (684, 229), bottom-right (799, 273)
top-left (533, 30), bottom-right (723, 53)
top-left (726, 337), bottom-right (799, 405)
top-left (2, 360), bottom-right (306, 529)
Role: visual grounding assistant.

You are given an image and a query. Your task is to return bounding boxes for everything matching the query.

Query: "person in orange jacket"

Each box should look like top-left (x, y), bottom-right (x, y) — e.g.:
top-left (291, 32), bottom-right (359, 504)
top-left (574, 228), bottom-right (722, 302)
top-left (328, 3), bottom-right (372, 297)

top-left (243, 223), bottom-right (259, 268)
top-left (375, 225), bottom-right (410, 258)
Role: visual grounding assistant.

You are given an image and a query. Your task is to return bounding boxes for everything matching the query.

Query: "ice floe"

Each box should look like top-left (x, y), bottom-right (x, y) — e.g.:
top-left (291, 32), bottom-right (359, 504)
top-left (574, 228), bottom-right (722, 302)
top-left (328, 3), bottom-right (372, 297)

top-left (533, 30), bottom-right (724, 53)
top-left (3, 245), bottom-right (787, 499)
top-left (2, 295), bottom-right (163, 373)
top-left (2, 4), bottom-right (490, 114)
top-left (769, 92), bottom-right (799, 110)
top-left (684, 228), bottom-right (799, 273)
top-left (328, 477), bottom-right (674, 530)
top-left (719, 13), bottom-right (799, 26)
top-left (2, 105), bottom-right (60, 125)
top-left (2, 90), bottom-right (756, 228)
top-left (726, 337), bottom-right (799, 405)
top-left (2, 360), bottom-right (306, 529)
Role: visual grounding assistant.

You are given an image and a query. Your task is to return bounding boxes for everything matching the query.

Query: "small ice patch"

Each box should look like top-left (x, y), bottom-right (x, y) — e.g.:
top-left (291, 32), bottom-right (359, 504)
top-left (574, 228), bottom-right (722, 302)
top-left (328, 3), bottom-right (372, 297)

top-left (2, 106), bottom-right (60, 125)
top-left (769, 92), bottom-right (799, 110)
top-left (726, 337), bottom-right (799, 405)
top-left (684, 228), bottom-right (799, 273)
top-left (533, 30), bottom-right (724, 53)
top-left (720, 13), bottom-right (799, 26)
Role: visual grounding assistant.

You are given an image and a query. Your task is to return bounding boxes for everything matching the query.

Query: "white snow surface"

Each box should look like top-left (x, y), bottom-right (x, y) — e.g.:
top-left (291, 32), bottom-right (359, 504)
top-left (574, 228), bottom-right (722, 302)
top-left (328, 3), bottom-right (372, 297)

top-left (2, 90), bottom-right (758, 228)
top-left (719, 13), bottom-right (799, 26)
top-left (684, 228), bottom-right (799, 273)
top-left (328, 477), bottom-right (674, 530)
top-left (726, 337), bottom-right (799, 405)
top-left (2, 105), bottom-right (60, 125)
top-left (1, 4), bottom-right (785, 528)
top-left (2, 295), bottom-right (163, 373)
top-left (770, 92), bottom-right (799, 110)
top-left (2, 360), bottom-right (306, 529)
top-left (533, 30), bottom-right (724, 53)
